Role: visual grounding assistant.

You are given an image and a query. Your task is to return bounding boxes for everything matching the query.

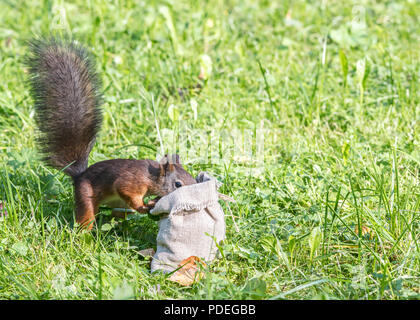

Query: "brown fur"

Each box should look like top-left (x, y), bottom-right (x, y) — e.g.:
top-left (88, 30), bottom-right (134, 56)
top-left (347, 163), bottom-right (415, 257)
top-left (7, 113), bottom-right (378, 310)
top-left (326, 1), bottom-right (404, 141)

top-left (74, 159), bottom-right (196, 230)
top-left (73, 158), bottom-right (196, 229)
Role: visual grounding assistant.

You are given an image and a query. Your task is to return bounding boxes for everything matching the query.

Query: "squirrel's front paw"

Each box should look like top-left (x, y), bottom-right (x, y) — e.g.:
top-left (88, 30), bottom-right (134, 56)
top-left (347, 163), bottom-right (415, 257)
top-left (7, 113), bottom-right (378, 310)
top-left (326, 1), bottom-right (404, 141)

top-left (146, 198), bottom-right (160, 208)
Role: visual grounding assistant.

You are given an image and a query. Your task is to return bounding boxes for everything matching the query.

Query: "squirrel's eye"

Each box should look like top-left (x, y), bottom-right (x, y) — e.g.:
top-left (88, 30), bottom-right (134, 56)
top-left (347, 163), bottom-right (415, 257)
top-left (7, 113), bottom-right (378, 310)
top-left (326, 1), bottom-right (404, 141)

top-left (175, 181), bottom-right (183, 188)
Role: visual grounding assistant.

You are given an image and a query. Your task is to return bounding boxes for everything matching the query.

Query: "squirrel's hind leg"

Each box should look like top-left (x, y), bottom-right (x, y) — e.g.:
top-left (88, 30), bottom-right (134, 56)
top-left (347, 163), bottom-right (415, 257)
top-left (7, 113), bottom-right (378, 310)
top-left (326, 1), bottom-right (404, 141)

top-left (74, 180), bottom-right (98, 230)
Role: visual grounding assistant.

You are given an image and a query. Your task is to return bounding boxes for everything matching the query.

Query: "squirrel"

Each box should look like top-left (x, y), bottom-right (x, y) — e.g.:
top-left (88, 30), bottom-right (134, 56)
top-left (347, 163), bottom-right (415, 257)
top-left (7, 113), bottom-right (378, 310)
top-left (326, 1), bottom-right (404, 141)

top-left (26, 37), bottom-right (197, 230)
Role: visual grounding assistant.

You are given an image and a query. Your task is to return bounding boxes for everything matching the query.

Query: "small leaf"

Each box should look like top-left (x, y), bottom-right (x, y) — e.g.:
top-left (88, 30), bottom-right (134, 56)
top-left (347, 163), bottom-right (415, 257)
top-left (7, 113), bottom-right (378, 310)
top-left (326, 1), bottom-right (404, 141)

top-left (339, 49), bottom-right (348, 88)
top-left (330, 27), bottom-right (353, 47)
top-left (260, 236), bottom-right (276, 254)
top-left (199, 54), bottom-right (212, 80)
top-left (342, 141), bottom-right (350, 166)
top-left (243, 278), bottom-right (267, 300)
top-left (356, 58), bottom-right (370, 88)
top-left (168, 256), bottom-right (206, 286)
top-left (112, 281), bottom-right (135, 300)
top-left (11, 241), bottom-right (28, 256)
top-left (288, 235), bottom-right (296, 254)
top-left (362, 60), bottom-right (370, 90)
top-left (167, 104), bottom-right (179, 122)
top-left (101, 223), bottom-right (112, 231)
top-left (308, 227), bottom-right (322, 263)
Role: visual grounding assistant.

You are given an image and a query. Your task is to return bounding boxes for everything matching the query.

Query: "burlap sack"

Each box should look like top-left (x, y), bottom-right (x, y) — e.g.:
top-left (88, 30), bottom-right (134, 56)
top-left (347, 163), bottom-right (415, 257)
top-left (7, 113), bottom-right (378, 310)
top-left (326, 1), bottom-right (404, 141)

top-left (150, 172), bottom-right (228, 273)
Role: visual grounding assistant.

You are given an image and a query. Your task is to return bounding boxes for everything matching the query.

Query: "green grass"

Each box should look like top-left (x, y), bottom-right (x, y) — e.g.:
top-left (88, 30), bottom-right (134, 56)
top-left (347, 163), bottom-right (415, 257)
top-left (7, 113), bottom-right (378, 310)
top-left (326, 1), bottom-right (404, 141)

top-left (0, 0), bottom-right (419, 299)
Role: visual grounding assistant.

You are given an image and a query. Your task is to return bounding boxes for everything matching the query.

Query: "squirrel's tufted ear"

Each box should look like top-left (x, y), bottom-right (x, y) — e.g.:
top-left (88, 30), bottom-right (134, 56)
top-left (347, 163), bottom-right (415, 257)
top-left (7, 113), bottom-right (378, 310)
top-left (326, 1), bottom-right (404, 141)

top-left (159, 154), bottom-right (175, 173)
top-left (159, 154), bottom-right (169, 165)
top-left (172, 154), bottom-right (181, 164)
top-left (159, 154), bottom-right (181, 165)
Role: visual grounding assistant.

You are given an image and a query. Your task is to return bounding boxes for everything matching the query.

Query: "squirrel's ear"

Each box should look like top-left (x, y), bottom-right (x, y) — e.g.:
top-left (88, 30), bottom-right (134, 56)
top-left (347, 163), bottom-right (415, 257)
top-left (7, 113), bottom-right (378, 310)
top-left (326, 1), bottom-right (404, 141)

top-left (160, 154), bottom-right (181, 164)
top-left (159, 154), bottom-right (169, 165)
top-left (172, 154), bottom-right (181, 164)
top-left (159, 155), bottom-right (175, 174)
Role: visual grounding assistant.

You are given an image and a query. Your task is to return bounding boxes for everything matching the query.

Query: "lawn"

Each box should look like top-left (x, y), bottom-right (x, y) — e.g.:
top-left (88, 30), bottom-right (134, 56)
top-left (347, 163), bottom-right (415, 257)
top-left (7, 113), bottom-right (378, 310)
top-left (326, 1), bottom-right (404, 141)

top-left (0, 0), bottom-right (419, 299)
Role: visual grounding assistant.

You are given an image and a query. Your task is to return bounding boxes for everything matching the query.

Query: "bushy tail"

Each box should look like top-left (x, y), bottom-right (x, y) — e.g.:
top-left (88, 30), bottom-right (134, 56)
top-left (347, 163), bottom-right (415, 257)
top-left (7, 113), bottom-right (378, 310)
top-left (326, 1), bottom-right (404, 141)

top-left (26, 37), bottom-right (103, 179)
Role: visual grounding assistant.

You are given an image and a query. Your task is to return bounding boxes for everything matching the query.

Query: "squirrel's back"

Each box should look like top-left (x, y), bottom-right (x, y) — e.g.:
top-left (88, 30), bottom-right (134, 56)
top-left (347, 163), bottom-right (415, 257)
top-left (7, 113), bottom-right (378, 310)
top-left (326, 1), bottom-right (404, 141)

top-left (26, 38), bottom-right (103, 178)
